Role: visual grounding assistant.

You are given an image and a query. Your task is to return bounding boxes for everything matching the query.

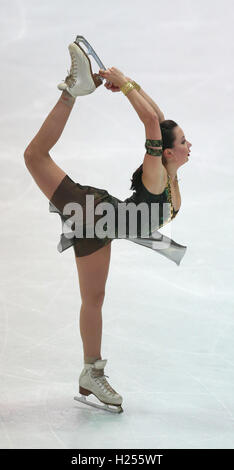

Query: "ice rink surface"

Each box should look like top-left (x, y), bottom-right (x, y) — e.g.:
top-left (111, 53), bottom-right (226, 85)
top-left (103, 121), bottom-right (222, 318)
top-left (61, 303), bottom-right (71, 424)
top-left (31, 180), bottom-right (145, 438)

top-left (0, 0), bottom-right (234, 450)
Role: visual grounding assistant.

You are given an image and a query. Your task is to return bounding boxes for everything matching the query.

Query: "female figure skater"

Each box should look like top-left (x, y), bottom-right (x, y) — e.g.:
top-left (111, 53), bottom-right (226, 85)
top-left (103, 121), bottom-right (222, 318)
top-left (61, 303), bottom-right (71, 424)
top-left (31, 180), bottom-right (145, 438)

top-left (24, 38), bottom-right (192, 414)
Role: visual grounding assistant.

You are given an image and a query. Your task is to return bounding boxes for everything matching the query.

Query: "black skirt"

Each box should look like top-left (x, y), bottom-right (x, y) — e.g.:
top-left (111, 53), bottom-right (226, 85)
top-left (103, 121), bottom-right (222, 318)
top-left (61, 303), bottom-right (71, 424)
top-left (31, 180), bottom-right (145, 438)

top-left (49, 174), bottom-right (187, 266)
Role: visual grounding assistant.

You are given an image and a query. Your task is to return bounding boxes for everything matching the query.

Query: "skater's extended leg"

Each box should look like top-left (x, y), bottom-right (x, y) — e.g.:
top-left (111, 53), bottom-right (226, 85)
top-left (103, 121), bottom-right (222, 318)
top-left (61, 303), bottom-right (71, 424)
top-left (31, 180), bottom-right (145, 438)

top-left (74, 242), bottom-right (112, 363)
top-left (24, 91), bottom-right (76, 201)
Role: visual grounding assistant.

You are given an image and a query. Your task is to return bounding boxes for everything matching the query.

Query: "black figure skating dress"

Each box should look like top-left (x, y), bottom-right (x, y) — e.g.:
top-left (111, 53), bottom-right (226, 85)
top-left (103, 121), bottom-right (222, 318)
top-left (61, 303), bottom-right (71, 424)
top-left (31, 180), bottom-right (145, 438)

top-left (49, 172), bottom-right (187, 266)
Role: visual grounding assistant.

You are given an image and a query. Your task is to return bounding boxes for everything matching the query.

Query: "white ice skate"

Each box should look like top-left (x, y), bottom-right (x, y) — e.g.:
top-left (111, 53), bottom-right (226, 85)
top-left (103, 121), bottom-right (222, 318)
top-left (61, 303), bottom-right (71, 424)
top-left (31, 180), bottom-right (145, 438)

top-left (74, 359), bottom-right (123, 414)
top-left (57, 35), bottom-right (107, 97)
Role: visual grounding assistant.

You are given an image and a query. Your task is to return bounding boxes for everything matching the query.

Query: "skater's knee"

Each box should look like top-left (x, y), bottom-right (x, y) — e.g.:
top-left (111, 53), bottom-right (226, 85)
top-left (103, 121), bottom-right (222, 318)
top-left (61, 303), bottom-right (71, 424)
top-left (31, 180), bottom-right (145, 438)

top-left (81, 290), bottom-right (106, 310)
top-left (24, 145), bottom-right (38, 167)
top-left (24, 144), bottom-right (46, 167)
top-left (24, 146), bottom-right (33, 165)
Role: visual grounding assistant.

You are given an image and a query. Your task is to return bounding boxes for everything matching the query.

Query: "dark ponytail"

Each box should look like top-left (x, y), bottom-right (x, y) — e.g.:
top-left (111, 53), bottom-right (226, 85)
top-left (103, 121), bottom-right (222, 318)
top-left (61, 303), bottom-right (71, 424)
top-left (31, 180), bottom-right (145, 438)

top-left (129, 119), bottom-right (178, 191)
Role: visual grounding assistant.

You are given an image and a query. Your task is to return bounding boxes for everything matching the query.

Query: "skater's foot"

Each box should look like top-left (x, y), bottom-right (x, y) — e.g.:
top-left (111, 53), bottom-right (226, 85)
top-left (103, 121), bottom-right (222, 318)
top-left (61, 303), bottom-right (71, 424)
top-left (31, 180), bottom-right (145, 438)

top-left (75, 359), bottom-right (123, 413)
top-left (57, 42), bottom-right (103, 97)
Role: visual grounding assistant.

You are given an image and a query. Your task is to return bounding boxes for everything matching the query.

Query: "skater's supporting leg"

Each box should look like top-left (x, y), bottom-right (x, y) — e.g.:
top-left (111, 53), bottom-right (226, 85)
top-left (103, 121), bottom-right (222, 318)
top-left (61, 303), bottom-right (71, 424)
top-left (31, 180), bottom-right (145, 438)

top-left (74, 243), bottom-right (112, 363)
top-left (24, 91), bottom-right (76, 201)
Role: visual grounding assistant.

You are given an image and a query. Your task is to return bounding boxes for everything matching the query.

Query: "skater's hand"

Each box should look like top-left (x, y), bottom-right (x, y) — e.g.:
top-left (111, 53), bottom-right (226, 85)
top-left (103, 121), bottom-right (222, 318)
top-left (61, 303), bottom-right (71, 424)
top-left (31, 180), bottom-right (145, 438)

top-left (104, 81), bottom-right (121, 93)
top-left (103, 74), bottom-right (133, 93)
top-left (99, 67), bottom-right (127, 89)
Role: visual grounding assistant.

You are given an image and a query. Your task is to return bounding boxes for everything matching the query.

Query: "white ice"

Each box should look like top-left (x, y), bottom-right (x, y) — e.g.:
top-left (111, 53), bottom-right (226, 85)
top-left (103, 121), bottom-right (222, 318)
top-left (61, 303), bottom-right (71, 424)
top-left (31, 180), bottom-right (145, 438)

top-left (0, 0), bottom-right (234, 450)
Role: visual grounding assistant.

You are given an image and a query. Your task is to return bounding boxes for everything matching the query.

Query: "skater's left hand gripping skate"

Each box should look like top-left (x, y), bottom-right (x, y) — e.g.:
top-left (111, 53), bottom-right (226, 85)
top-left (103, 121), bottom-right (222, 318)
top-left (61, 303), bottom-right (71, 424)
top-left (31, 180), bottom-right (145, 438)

top-left (104, 81), bottom-right (121, 92)
top-left (99, 67), bottom-right (127, 89)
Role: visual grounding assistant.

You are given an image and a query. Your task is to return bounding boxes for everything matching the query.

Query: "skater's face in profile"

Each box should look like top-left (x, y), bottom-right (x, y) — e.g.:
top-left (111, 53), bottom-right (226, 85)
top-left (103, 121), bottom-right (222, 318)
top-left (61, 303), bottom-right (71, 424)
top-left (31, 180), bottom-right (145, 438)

top-left (164, 126), bottom-right (192, 166)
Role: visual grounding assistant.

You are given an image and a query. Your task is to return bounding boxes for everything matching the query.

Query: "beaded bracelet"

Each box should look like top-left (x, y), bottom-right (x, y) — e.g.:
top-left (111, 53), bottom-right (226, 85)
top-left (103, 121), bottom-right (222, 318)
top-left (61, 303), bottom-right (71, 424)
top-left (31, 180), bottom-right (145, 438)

top-left (146, 139), bottom-right (163, 146)
top-left (145, 139), bottom-right (163, 157)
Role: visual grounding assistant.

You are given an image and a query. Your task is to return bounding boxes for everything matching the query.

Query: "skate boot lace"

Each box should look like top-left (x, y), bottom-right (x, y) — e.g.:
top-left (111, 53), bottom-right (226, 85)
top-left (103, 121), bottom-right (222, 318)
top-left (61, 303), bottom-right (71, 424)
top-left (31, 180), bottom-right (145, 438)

top-left (64, 51), bottom-right (79, 88)
top-left (90, 370), bottom-right (118, 397)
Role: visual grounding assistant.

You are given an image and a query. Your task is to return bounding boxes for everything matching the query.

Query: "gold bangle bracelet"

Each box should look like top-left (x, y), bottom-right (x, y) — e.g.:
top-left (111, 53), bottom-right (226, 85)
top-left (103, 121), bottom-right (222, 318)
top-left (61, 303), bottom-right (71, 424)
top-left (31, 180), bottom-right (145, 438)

top-left (131, 80), bottom-right (141, 92)
top-left (120, 81), bottom-right (135, 96)
top-left (120, 81), bottom-right (140, 96)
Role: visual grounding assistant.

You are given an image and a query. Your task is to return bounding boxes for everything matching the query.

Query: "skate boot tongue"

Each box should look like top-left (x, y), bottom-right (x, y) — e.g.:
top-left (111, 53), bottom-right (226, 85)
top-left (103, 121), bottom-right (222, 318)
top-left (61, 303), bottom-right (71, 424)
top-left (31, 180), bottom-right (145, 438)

top-left (91, 359), bottom-right (107, 378)
top-left (94, 359), bottom-right (107, 369)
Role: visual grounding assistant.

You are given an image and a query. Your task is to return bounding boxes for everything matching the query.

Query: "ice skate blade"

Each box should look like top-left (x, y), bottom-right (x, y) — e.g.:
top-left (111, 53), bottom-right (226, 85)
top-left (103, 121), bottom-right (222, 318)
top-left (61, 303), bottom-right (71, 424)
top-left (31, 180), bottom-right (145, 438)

top-left (74, 395), bottom-right (123, 414)
top-left (74, 35), bottom-right (107, 82)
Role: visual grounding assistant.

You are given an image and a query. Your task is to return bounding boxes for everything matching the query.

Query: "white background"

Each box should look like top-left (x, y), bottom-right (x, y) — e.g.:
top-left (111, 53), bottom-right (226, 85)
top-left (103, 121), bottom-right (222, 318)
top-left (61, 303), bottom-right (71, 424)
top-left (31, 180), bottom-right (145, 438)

top-left (0, 0), bottom-right (234, 449)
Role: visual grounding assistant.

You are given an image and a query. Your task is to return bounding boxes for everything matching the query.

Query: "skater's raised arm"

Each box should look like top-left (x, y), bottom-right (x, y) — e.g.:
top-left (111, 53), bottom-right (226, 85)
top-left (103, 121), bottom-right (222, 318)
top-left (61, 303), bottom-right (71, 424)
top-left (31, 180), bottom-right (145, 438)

top-left (132, 82), bottom-right (165, 123)
top-left (99, 67), bottom-right (166, 192)
top-left (104, 75), bottom-right (165, 123)
top-left (99, 68), bottom-right (157, 123)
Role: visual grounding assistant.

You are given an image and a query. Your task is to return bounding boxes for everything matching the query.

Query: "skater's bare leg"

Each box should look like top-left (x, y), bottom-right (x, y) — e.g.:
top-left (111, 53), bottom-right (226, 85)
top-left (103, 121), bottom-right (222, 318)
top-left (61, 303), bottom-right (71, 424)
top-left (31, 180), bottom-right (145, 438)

top-left (26, 91), bottom-right (75, 153)
top-left (24, 91), bottom-right (76, 201)
top-left (74, 243), bottom-right (112, 363)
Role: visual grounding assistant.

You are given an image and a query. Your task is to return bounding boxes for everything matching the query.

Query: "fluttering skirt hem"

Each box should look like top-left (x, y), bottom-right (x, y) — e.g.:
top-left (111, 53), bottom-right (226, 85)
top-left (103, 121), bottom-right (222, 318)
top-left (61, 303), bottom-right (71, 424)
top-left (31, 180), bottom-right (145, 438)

top-left (49, 174), bottom-right (187, 265)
